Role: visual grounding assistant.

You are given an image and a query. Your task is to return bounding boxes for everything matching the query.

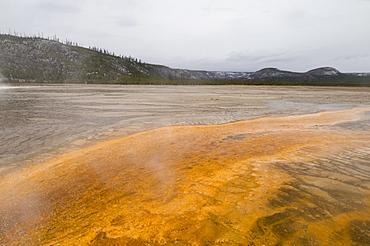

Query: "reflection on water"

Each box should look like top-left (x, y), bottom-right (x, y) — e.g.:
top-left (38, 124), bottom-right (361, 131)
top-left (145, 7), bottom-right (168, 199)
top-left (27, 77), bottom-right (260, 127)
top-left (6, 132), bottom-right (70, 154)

top-left (4, 84), bottom-right (369, 180)
top-left (0, 107), bottom-right (369, 245)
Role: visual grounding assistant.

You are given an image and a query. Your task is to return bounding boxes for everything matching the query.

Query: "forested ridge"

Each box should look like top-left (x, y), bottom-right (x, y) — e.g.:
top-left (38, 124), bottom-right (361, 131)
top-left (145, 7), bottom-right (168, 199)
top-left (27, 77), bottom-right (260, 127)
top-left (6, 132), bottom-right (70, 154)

top-left (1, 34), bottom-right (369, 86)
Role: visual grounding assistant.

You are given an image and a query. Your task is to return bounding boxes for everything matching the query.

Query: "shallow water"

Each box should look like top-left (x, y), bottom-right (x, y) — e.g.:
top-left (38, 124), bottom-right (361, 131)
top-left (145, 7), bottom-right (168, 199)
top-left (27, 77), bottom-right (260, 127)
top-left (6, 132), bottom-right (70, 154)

top-left (1, 84), bottom-right (369, 177)
top-left (0, 85), bottom-right (370, 245)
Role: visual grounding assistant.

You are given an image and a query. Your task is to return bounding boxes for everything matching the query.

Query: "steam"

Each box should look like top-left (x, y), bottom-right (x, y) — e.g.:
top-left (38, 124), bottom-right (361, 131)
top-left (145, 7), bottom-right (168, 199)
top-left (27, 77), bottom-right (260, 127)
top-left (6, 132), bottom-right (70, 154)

top-left (0, 72), bottom-right (6, 90)
top-left (0, 72), bottom-right (12, 89)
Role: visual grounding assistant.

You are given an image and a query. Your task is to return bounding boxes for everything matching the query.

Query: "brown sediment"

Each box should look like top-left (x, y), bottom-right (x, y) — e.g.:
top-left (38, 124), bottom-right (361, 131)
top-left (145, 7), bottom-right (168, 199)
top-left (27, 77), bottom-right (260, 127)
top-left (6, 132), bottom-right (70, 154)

top-left (0, 107), bottom-right (370, 245)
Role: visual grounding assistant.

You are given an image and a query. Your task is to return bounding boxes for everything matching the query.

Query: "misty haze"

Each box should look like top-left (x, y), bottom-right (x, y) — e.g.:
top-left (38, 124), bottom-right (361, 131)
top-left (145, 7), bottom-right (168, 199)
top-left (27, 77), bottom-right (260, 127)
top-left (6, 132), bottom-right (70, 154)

top-left (0, 84), bottom-right (370, 245)
top-left (1, 0), bottom-right (370, 245)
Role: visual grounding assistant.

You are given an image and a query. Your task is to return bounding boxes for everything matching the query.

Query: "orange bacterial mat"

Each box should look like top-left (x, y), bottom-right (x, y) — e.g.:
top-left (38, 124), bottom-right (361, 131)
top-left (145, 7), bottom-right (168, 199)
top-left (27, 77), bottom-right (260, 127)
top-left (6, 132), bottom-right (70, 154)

top-left (1, 108), bottom-right (370, 245)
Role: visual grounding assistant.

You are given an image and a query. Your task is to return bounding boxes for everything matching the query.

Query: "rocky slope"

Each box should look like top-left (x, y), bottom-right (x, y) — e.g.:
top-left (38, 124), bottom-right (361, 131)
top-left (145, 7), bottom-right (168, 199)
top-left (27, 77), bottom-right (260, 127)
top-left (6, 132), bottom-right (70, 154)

top-left (1, 34), bottom-right (369, 85)
top-left (0, 34), bottom-right (151, 83)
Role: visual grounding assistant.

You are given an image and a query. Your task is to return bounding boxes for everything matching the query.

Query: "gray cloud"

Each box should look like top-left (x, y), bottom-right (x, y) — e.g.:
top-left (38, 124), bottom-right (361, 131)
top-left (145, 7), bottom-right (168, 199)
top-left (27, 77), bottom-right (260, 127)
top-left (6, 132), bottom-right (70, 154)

top-left (0, 0), bottom-right (369, 72)
top-left (116, 17), bottom-right (138, 28)
top-left (335, 54), bottom-right (370, 61)
top-left (34, 1), bottom-right (81, 14)
top-left (227, 50), bottom-right (289, 63)
top-left (282, 9), bottom-right (307, 23)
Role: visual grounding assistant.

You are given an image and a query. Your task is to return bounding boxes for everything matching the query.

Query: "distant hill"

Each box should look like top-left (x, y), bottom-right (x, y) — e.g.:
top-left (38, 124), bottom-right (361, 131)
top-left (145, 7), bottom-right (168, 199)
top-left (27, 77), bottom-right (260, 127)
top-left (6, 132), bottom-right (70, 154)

top-left (1, 34), bottom-right (369, 86)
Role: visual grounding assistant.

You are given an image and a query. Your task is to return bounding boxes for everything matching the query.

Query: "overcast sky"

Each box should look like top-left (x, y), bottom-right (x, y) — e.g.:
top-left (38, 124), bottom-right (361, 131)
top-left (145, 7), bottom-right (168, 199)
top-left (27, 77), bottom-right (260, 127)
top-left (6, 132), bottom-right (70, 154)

top-left (1, 0), bottom-right (370, 72)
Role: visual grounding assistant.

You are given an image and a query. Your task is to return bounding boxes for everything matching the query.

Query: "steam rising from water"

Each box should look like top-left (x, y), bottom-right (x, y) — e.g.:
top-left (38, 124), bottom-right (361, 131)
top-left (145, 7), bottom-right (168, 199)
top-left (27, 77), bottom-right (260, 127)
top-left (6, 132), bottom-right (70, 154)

top-left (0, 107), bottom-right (369, 245)
top-left (0, 84), bottom-right (369, 245)
top-left (0, 72), bottom-right (10, 89)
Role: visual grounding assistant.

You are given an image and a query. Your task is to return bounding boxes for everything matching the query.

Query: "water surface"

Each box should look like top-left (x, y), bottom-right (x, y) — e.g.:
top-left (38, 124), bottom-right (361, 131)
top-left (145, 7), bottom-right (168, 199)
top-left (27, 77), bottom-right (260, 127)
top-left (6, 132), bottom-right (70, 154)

top-left (0, 85), bottom-right (369, 245)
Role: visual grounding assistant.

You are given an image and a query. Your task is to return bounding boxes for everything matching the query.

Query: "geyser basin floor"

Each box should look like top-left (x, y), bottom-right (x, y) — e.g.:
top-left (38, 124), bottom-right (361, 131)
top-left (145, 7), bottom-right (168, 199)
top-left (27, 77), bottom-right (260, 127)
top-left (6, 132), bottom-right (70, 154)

top-left (1, 107), bottom-right (370, 245)
top-left (1, 85), bottom-right (369, 179)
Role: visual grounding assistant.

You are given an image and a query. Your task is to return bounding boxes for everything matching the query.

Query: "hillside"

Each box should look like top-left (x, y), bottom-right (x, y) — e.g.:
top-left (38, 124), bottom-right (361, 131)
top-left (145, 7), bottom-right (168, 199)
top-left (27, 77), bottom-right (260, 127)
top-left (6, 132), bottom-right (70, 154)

top-left (0, 34), bottom-right (157, 83)
top-left (1, 34), bottom-right (369, 86)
